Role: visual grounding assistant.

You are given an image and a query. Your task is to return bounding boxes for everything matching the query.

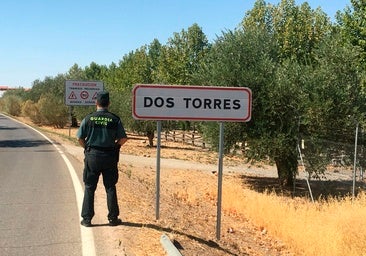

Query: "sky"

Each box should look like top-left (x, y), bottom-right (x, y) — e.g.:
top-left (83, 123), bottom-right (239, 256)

top-left (0, 0), bottom-right (351, 89)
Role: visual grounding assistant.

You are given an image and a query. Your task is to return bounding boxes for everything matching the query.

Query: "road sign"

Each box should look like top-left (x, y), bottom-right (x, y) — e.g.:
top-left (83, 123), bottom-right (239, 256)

top-left (132, 84), bottom-right (253, 240)
top-left (132, 84), bottom-right (252, 122)
top-left (65, 80), bottom-right (104, 106)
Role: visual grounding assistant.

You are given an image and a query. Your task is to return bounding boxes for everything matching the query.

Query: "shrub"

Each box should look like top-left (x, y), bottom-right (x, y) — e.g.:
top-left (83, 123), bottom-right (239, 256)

top-left (37, 93), bottom-right (69, 128)
top-left (2, 95), bottom-right (22, 116)
top-left (22, 100), bottom-right (42, 124)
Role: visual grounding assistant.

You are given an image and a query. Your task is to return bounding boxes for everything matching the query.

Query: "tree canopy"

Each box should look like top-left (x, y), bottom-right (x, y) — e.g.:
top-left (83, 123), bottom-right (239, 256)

top-left (1, 0), bottom-right (365, 186)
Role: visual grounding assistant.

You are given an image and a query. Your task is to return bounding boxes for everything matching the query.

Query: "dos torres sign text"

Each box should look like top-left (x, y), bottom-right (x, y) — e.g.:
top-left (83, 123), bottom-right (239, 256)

top-left (132, 84), bottom-right (252, 122)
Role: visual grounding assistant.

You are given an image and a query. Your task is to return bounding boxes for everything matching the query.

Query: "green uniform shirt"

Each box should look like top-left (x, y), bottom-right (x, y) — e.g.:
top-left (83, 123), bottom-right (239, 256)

top-left (77, 109), bottom-right (127, 149)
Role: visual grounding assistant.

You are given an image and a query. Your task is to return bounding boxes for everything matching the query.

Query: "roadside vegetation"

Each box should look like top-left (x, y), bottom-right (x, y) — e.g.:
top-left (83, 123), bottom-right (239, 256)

top-left (219, 182), bottom-right (366, 255)
top-left (175, 169), bottom-right (366, 255)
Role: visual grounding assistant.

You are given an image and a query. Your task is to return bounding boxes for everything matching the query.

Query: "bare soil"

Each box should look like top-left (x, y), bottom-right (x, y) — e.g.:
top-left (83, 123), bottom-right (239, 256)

top-left (25, 121), bottom-right (365, 256)
top-left (35, 123), bottom-right (292, 256)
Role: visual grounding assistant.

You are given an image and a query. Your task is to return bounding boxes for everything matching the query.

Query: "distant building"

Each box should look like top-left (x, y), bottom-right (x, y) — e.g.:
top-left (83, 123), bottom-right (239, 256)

top-left (0, 86), bottom-right (30, 97)
top-left (0, 85), bottom-right (10, 91)
top-left (0, 86), bottom-right (30, 91)
top-left (0, 85), bottom-right (20, 91)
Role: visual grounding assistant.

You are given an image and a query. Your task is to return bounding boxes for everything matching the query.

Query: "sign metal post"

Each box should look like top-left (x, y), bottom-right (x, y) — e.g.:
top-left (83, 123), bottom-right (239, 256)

top-left (216, 122), bottom-right (224, 239)
top-left (156, 120), bottom-right (162, 219)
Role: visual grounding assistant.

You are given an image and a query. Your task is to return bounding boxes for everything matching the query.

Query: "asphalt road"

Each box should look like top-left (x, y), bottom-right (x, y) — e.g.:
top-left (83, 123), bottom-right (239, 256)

top-left (0, 114), bottom-right (88, 256)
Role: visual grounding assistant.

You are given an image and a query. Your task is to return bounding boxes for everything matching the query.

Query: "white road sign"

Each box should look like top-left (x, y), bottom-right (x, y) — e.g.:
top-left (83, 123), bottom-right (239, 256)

top-left (65, 80), bottom-right (104, 106)
top-left (132, 84), bottom-right (252, 122)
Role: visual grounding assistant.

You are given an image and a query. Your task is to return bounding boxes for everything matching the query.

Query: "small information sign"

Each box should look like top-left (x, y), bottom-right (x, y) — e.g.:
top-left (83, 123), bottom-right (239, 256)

top-left (65, 80), bottom-right (104, 106)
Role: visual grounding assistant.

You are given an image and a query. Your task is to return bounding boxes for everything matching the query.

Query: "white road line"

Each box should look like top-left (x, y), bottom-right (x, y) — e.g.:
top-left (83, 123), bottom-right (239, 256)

top-left (55, 145), bottom-right (96, 256)
top-left (4, 114), bottom-right (96, 256)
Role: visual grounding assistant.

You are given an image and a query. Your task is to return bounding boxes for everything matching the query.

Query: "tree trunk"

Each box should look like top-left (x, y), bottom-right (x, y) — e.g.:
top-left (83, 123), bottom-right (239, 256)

top-left (274, 150), bottom-right (298, 187)
top-left (146, 131), bottom-right (154, 147)
top-left (71, 116), bottom-right (78, 127)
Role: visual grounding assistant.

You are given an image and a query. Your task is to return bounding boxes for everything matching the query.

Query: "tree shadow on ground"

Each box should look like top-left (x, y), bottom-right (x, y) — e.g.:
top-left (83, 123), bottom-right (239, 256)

top-left (0, 139), bottom-right (52, 148)
top-left (0, 126), bottom-right (25, 130)
top-left (241, 175), bottom-right (366, 199)
top-left (122, 221), bottom-right (241, 256)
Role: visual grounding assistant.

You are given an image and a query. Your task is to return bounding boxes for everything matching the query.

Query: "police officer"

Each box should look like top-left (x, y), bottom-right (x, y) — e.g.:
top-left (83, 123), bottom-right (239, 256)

top-left (77, 90), bottom-right (128, 227)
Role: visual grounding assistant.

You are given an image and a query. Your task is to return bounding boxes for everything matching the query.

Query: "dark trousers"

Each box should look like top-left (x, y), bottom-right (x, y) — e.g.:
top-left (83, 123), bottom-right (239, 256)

top-left (81, 149), bottom-right (119, 221)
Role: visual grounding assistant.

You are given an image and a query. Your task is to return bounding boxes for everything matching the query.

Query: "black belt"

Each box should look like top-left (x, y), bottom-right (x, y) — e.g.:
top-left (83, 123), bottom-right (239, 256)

top-left (88, 146), bottom-right (115, 151)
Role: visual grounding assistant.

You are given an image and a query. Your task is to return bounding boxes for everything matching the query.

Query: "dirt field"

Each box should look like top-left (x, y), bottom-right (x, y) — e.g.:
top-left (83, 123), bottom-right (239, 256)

top-left (12, 116), bottom-right (366, 255)
top-left (36, 123), bottom-right (292, 256)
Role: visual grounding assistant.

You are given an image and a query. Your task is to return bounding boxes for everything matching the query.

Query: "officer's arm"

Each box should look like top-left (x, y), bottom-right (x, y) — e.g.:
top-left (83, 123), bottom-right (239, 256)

top-left (116, 137), bottom-right (127, 147)
top-left (76, 118), bottom-right (87, 148)
top-left (78, 138), bottom-right (86, 148)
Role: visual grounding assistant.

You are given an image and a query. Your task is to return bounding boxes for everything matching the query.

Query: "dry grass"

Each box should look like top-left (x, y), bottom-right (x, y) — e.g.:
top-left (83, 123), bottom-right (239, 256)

top-left (20, 121), bottom-right (366, 255)
top-left (126, 155), bottom-right (366, 255)
top-left (207, 178), bottom-right (366, 256)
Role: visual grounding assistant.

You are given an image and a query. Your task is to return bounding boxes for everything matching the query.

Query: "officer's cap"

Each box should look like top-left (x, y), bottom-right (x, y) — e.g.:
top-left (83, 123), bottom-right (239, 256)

top-left (97, 90), bottom-right (110, 105)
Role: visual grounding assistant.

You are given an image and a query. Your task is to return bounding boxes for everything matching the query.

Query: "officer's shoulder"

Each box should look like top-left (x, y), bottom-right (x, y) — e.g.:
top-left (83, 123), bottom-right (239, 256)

top-left (84, 111), bottom-right (96, 119)
top-left (108, 111), bottom-right (121, 119)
